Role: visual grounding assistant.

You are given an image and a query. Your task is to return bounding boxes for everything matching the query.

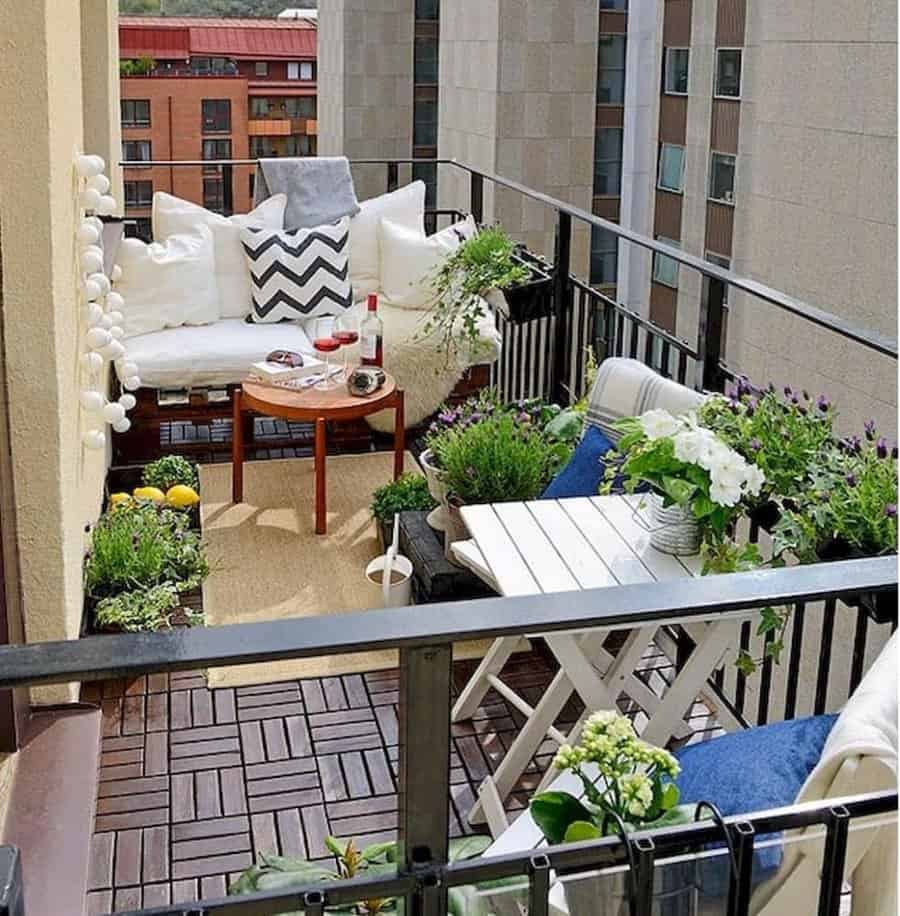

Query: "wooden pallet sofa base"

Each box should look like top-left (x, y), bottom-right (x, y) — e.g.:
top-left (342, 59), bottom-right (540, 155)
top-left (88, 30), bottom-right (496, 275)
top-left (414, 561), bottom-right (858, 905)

top-left (111, 364), bottom-right (492, 465)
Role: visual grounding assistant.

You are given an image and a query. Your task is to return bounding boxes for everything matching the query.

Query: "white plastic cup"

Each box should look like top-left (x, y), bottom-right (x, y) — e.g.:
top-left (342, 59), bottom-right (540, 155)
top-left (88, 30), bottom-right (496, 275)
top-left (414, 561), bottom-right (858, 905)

top-left (365, 554), bottom-right (413, 608)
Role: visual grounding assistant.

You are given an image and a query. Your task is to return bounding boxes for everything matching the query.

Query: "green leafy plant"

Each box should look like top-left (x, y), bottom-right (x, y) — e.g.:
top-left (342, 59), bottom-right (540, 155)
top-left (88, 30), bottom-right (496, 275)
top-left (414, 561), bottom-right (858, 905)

top-left (421, 227), bottom-right (530, 364)
top-left (698, 381), bottom-right (836, 506)
top-left (434, 413), bottom-right (564, 505)
top-left (531, 711), bottom-right (688, 844)
top-left (229, 835), bottom-right (492, 915)
top-left (371, 474), bottom-right (437, 523)
top-left (85, 502), bottom-right (208, 602)
top-left (94, 584), bottom-right (180, 633)
top-left (142, 455), bottom-right (200, 492)
top-left (773, 424), bottom-right (898, 563)
top-left (120, 56), bottom-right (156, 76)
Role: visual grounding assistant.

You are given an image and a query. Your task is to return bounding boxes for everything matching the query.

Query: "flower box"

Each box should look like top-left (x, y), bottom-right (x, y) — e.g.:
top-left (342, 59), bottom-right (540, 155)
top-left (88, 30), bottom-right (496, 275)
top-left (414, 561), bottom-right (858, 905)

top-left (489, 250), bottom-right (553, 324)
top-left (80, 586), bottom-right (202, 636)
top-left (815, 538), bottom-right (898, 624)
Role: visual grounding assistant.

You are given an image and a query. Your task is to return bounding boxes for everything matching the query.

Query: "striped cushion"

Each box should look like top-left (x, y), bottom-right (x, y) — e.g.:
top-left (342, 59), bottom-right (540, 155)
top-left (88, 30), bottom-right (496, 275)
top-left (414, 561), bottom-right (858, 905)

top-left (586, 357), bottom-right (705, 443)
top-left (241, 218), bottom-right (353, 323)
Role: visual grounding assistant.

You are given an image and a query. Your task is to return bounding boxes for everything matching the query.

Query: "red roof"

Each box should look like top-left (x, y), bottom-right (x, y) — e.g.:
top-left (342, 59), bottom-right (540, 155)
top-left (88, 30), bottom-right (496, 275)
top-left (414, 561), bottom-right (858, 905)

top-left (119, 16), bottom-right (316, 61)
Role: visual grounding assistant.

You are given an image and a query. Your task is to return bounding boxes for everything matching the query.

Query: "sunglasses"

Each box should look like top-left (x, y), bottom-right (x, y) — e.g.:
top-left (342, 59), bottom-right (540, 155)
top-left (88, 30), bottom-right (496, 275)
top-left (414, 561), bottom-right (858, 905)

top-left (266, 350), bottom-right (305, 368)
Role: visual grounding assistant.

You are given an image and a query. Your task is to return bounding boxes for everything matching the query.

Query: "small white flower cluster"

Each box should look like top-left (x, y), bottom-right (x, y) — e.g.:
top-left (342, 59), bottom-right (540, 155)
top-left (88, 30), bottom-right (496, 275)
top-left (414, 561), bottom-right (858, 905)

top-left (75, 154), bottom-right (141, 450)
top-left (638, 408), bottom-right (765, 508)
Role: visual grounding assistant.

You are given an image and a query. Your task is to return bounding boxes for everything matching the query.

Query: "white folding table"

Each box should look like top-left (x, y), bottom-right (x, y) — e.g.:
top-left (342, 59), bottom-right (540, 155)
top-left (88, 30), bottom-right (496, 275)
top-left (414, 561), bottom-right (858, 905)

top-left (450, 494), bottom-right (752, 835)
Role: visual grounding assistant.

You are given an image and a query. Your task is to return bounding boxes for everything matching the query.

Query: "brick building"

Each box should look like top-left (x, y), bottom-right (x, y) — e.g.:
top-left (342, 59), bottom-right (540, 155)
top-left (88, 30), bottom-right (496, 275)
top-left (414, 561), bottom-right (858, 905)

top-left (119, 16), bottom-right (317, 239)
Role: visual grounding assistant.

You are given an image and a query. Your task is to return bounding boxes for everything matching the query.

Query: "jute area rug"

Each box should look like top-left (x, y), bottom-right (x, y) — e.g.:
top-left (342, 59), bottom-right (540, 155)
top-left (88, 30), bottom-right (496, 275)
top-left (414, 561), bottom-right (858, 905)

top-left (199, 453), bottom-right (488, 688)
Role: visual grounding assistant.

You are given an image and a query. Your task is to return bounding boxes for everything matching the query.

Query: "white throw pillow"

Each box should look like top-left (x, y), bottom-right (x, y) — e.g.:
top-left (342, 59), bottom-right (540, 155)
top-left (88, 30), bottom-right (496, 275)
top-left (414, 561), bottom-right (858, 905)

top-left (114, 227), bottom-right (219, 338)
top-left (349, 181), bottom-right (426, 300)
top-left (378, 215), bottom-right (478, 309)
top-left (241, 218), bottom-right (353, 323)
top-left (152, 192), bottom-right (287, 319)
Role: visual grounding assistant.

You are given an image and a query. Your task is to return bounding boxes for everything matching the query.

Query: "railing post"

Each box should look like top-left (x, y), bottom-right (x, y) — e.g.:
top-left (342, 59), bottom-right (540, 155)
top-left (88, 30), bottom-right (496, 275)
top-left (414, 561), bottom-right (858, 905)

top-left (727, 821), bottom-right (756, 916)
top-left (695, 274), bottom-right (727, 392)
top-left (397, 644), bottom-right (452, 916)
top-left (387, 161), bottom-right (399, 193)
top-left (469, 171), bottom-right (484, 224)
top-left (551, 211), bottom-right (573, 405)
top-left (0, 847), bottom-right (24, 916)
top-left (222, 164), bottom-right (234, 216)
top-left (817, 805), bottom-right (851, 916)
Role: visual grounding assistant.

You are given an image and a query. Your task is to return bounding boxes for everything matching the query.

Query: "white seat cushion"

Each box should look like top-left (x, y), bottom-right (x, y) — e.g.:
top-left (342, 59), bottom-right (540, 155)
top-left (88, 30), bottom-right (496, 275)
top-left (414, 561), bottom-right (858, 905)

top-left (119, 319), bottom-right (316, 389)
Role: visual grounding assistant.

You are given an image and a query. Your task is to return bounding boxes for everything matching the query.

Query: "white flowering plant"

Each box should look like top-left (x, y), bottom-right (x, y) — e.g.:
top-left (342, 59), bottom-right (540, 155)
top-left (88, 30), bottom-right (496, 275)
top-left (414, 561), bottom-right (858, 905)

top-left (602, 409), bottom-right (765, 544)
top-left (530, 711), bottom-right (690, 843)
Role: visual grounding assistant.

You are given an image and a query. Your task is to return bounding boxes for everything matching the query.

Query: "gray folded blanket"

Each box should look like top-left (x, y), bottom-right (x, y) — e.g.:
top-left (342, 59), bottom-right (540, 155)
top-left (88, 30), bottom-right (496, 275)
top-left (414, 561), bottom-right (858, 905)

top-left (253, 156), bottom-right (361, 229)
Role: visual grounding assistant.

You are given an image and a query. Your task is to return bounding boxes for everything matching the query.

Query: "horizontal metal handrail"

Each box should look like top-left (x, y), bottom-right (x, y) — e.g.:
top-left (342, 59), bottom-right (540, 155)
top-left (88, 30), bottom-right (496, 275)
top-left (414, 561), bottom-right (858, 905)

top-left (0, 556), bottom-right (894, 689)
top-left (119, 155), bottom-right (899, 358)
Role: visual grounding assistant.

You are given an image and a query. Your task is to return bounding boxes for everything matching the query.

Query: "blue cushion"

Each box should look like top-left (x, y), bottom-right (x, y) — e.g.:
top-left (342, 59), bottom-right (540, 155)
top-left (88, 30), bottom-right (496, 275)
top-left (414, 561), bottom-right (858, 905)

top-left (541, 426), bottom-right (616, 499)
top-left (675, 714), bottom-right (838, 895)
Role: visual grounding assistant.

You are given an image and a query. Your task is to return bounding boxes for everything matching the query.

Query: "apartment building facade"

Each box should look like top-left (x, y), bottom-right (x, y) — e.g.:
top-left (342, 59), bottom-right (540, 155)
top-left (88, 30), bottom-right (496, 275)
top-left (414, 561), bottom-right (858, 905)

top-left (119, 16), bottom-right (318, 238)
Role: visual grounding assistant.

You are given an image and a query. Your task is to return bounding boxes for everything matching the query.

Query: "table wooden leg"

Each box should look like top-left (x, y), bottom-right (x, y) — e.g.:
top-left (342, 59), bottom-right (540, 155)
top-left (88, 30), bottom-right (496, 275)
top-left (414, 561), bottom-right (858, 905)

top-left (394, 389), bottom-right (405, 480)
top-left (315, 416), bottom-right (327, 535)
top-left (232, 388), bottom-right (243, 503)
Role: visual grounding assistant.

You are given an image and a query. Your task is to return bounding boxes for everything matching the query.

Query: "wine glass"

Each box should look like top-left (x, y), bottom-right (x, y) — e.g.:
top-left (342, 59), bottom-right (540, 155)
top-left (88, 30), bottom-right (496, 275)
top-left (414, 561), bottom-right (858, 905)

top-left (333, 310), bottom-right (360, 381)
top-left (312, 317), bottom-right (341, 391)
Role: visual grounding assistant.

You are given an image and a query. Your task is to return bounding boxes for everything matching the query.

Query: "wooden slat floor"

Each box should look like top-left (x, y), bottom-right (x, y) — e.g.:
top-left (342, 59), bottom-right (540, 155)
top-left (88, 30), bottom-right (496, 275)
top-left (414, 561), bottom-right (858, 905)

top-left (82, 641), bottom-right (724, 914)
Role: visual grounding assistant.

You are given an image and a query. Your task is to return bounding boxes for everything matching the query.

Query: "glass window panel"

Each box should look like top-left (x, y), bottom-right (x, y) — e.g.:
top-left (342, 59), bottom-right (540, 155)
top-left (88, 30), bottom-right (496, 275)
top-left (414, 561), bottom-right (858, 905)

top-left (709, 152), bottom-right (736, 203)
top-left (124, 181), bottom-right (152, 208)
top-left (590, 227), bottom-right (618, 286)
top-left (122, 140), bottom-right (151, 165)
top-left (715, 48), bottom-right (742, 97)
top-left (414, 98), bottom-right (438, 147)
top-left (287, 61), bottom-right (299, 80)
top-left (594, 128), bottom-right (623, 196)
top-left (255, 61), bottom-right (268, 77)
top-left (415, 37), bottom-right (439, 84)
top-left (653, 237), bottom-right (680, 288)
top-left (663, 48), bottom-right (689, 94)
top-left (597, 35), bottom-right (626, 105)
top-left (202, 99), bottom-right (231, 132)
top-left (657, 143), bottom-right (685, 192)
top-left (413, 162), bottom-right (437, 208)
top-left (416, 0), bottom-right (439, 19)
top-left (251, 97), bottom-right (269, 118)
top-left (120, 99), bottom-right (150, 128)
top-left (299, 61), bottom-right (314, 80)
top-left (600, 0), bottom-right (628, 8)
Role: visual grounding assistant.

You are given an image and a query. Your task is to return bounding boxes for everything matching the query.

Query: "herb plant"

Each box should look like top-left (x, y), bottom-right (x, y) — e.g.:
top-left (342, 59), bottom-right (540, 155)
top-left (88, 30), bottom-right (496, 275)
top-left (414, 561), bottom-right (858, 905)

top-left (531, 711), bottom-right (687, 844)
top-left (94, 584), bottom-right (180, 633)
top-left (434, 413), bottom-right (565, 505)
top-left (142, 455), bottom-right (200, 492)
top-left (421, 226), bottom-right (530, 364)
top-left (371, 474), bottom-right (437, 523)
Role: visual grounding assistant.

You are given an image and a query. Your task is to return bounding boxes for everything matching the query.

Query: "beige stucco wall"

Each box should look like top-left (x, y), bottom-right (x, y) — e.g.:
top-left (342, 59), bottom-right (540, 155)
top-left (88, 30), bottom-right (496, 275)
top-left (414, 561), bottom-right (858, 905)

top-left (0, 754), bottom-right (15, 841)
top-left (0, 0), bottom-right (115, 702)
top-left (439, 0), bottom-right (598, 275)
top-left (727, 0), bottom-right (897, 435)
top-left (318, 0), bottom-right (415, 202)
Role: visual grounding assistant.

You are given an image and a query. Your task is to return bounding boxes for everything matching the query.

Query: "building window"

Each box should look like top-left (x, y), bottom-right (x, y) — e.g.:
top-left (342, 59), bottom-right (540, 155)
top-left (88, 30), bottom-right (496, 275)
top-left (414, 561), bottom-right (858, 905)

top-left (414, 37), bottom-right (439, 84)
top-left (203, 178), bottom-right (225, 212)
top-left (193, 56), bottom-right (235, 76)
top-left (594, 128), bottom-right (623, 196)
top-left (124, 180), bottom-right (152, 208)
top-left (653, 237), bottom-right (680, 288)
top-left (250, 137), bottom-right (275, 158)
top-left (287, 61), bottom-right (315, 81)
top-left (590, 228), bottom-right (618, 287)
top-left (600, 0), bottom-right (628, 8)
top-left (416, 0), bottom-right (439, 19)
top-left (251, 97), bottom-right (270, 119)
top-left (413, 162), bottom-right (437, 209)
top-left (705, 251), bottom-right (731, 305)
top-left (285, 96), bottom-right (316, 119)
top-left (657, 143), bottom-right (685, 192)
top-left (597, 35), bottom-right (626, 105)
top-left (663, 48), bottom-right (689, 95)
top-left (255, 61), bottom-right (269, 77)
top-left (709, 152), bottom-right (736, 203)
top-left (122, 139), bottom-right (151, 166)
top-left (715, 48), bottom-right (742, 98)
top-left (125, 217), bottom-right (152, 243)
top-left (414, 98), bottom-right (438, 147)
top-left (202, 99), bottom-right (231, 133)
top-left (202, 138), bottom-right (231, 172)
top-left (286, 135), bottom-right (312, 156)
top-left (120, 99), bottom-right (150, 128)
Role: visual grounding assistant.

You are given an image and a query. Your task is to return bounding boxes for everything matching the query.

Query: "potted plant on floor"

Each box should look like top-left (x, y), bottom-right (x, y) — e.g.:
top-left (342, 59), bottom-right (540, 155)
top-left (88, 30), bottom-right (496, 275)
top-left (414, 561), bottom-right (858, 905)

top-left (371, 473), bottom-right (437, 549)
top-left (530, 710), bottom-right (697, 915)
top-left (422, 226), bottom-right (552, 365)
top-left (773, 422), bottom-right (898, 622)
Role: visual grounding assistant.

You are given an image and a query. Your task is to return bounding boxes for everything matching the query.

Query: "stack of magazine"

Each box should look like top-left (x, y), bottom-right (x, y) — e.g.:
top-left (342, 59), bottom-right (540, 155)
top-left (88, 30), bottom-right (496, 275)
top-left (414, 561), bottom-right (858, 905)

top-left (247, 355), bottom-right (341, 391)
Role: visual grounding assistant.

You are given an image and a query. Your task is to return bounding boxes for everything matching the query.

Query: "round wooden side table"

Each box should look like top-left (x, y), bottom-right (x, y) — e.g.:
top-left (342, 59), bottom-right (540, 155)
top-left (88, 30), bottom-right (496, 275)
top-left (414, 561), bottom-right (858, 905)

top-left (233, 376), bottom-right (405, 535)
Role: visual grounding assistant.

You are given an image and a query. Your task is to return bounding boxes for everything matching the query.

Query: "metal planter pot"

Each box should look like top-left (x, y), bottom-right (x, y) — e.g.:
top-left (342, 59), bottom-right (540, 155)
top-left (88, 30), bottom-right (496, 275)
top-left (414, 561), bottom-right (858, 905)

top-left (649, 494), bottom-right (702, 556)
top-left (419, 448), bottom-right (450, 533)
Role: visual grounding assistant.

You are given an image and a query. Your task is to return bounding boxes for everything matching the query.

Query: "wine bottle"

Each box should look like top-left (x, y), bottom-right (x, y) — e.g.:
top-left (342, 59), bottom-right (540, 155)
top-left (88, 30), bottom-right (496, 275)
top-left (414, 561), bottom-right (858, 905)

top-left (360, 293), bottom-right (384, 367)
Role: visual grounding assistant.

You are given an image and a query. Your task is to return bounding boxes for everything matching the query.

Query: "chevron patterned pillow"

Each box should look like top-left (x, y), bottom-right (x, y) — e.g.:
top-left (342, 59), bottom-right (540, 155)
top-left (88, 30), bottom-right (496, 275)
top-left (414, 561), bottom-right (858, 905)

top-left (241, 218), bottom-right (353, 323)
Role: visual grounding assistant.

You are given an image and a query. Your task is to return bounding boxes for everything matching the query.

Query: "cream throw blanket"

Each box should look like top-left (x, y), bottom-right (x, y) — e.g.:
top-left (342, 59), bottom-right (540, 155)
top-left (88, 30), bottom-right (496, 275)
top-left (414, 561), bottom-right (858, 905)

top-left (326, 299), bottom-right (501, 434)
top-left (753, 630), bottom-right (898, 916)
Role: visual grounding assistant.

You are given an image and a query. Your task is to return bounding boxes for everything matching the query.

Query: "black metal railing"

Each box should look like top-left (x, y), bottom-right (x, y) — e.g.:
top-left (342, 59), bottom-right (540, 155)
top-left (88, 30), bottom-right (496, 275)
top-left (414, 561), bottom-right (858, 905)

top-left (0, 557), bottom-right (896, 915)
